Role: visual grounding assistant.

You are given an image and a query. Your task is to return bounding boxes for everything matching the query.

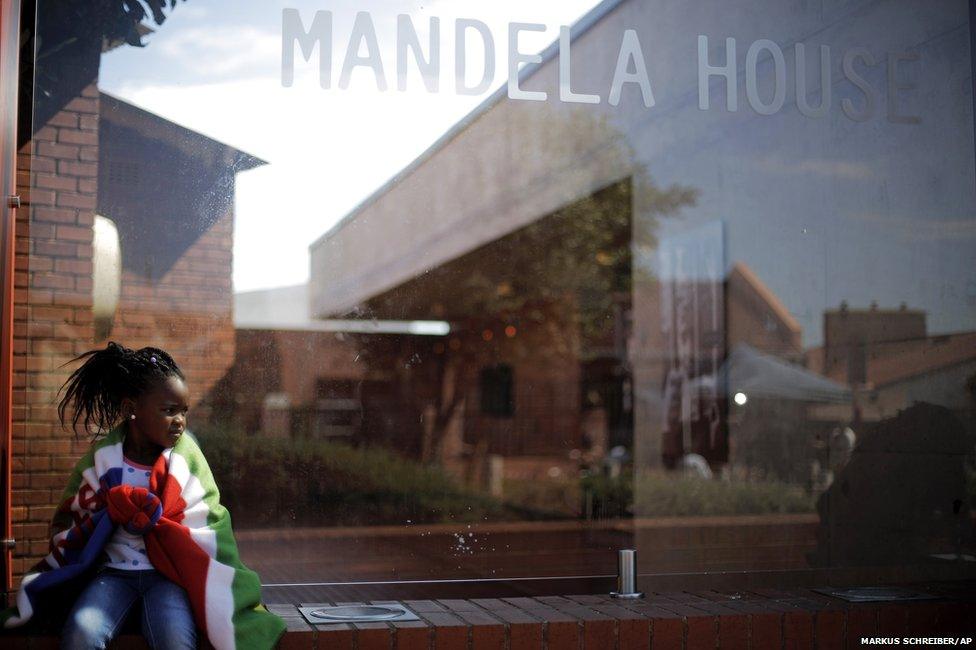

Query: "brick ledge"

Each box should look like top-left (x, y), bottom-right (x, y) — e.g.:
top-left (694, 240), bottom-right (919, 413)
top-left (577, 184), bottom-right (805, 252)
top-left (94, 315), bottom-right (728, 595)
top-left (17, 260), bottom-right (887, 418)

top-left (3, 583), bottom-right (975, 648)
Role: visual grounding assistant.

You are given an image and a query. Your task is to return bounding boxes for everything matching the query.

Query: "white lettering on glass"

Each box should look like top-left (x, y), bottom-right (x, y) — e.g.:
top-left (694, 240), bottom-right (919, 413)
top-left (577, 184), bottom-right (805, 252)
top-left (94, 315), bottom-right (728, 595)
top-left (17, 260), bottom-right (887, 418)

top-left (508, 23), bottom-right (548, 102)
top-left (609, 29), bottom-right (654, 108)
top-left (339, 11), bottom-right (387, 91)
top-left (698, 35), bottom-right (737, 111)
top-left (397, 15), bottom-right (440, 93)
top-left (281, 8), bottom-right (331, 88)
top-left (795, 43), bottom-right (830, 118)
top-left (842, 47), bottom-right (878, 122)
top-left (745, 39), bottom-right (786, 115)
top-left (455, 18), bottom-right (494, 95)
top-left (279, 10), bottom-right (921, 126)
top-left (559, 26), bottom-right (600, 104)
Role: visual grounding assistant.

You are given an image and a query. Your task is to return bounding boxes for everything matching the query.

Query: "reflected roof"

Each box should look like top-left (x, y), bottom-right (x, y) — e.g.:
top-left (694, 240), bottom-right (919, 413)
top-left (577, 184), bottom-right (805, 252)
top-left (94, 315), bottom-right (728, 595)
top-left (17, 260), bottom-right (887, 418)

top-left (720, 344), bottom-right (852, 404)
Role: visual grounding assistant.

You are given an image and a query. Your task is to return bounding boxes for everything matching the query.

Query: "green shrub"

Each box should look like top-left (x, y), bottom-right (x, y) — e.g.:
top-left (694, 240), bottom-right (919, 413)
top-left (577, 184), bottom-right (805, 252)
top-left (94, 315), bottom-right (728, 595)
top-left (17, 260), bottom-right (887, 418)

top-left (196, 428), bottom-right (516, 528)
top-left (634, 472), bottom-right (814, 516)
top-left (580, 472), bottom-right (634, 519)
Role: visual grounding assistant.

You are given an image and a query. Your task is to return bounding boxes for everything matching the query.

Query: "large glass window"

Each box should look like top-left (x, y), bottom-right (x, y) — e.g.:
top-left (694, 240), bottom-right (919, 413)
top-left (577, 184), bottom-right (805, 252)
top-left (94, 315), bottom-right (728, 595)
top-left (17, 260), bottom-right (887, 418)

top-left (13, 0), bottom-right (976, 598)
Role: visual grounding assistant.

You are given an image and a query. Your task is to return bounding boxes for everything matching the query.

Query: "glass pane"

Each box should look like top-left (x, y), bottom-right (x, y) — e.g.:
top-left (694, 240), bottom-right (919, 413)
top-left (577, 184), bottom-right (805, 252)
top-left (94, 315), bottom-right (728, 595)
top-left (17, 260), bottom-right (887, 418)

top-left (15, 0), bottom-right (976, 596)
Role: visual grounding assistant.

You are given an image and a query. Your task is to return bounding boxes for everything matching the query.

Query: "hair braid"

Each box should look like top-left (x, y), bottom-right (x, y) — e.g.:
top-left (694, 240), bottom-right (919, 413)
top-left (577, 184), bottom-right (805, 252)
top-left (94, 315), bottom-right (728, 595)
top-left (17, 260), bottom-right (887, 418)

top-left (57, 341), bottom-right (185, 437)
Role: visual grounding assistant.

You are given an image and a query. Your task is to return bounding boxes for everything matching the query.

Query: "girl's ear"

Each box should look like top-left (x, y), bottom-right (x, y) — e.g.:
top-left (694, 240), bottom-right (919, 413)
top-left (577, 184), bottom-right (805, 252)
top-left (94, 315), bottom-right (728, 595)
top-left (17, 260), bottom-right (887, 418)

top-left (121, 397), bottom-right (136, 419)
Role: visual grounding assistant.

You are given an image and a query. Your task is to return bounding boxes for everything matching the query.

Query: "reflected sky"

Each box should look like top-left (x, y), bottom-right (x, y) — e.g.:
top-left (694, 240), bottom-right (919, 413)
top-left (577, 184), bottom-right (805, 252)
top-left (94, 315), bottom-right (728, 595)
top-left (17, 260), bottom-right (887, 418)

top-left (93, 0), bottom-right (976, 347)
top-left (98, 0), bottom-right (603, 292)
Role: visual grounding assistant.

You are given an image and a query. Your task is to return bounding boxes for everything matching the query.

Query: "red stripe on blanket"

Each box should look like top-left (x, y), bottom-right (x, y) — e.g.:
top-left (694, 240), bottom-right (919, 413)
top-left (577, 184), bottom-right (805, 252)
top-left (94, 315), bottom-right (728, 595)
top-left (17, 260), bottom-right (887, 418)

top-left (145, 457), bottom-right (209, 635)
top-left (147, 521), bottom-right (211, 635)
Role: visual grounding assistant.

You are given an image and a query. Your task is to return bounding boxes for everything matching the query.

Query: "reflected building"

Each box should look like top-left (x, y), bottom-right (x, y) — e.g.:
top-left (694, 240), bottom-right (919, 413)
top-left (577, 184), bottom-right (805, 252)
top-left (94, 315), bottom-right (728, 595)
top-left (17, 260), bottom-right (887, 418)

top-left (8, 0), bottom-right (976, 587)
top-left (811, 303), bottom-right (976, 427)
top-left (10, 87), bottom-right (261, 577)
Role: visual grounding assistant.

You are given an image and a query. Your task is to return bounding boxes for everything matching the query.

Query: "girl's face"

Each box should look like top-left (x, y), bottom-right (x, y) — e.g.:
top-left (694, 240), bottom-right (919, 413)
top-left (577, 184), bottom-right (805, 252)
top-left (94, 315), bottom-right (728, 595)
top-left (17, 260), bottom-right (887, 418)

top-left (127, 375), bottom-right (190, 449)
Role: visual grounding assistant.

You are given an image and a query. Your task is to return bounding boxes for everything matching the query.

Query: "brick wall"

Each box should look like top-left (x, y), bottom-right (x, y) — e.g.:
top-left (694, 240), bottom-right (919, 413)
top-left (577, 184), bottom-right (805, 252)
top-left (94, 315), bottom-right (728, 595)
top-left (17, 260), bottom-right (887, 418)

top-left (10, 82), bottom-right (240, 583)
top-left (11, 81), bottom-right (100, 580)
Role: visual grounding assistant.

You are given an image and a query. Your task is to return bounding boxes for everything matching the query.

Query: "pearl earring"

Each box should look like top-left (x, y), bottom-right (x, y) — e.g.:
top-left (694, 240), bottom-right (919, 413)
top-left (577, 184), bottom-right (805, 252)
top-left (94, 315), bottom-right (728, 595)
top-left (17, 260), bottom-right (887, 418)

top-left (130, 414), bottom-right (136, 420)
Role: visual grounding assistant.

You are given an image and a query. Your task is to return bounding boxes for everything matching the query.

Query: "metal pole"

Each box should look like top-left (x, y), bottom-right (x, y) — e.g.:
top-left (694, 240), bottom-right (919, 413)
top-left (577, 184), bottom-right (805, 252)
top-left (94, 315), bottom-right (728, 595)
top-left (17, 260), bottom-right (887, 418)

top-left (610, 549), bottom-right (643, 599)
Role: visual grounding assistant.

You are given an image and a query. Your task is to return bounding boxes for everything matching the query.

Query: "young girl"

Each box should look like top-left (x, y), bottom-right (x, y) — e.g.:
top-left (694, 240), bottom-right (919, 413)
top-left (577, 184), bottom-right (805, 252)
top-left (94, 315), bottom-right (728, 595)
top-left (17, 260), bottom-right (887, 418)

top-left (1, 342), bottom-right (285, 650)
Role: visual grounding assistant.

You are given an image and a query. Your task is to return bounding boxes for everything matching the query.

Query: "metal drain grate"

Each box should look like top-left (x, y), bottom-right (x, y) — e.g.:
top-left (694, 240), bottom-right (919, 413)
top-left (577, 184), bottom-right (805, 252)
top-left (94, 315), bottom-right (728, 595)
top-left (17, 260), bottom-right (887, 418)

top-left (298, 604), bottom-right (420, 625)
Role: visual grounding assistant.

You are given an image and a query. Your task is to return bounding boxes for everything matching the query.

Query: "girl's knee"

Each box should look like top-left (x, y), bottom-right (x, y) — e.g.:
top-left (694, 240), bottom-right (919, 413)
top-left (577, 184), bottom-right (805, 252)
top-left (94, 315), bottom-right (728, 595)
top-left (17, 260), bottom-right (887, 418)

top-left (61, 605), bottom-right (115, 650)
top-left (143, 616), bottom-right (197, 650)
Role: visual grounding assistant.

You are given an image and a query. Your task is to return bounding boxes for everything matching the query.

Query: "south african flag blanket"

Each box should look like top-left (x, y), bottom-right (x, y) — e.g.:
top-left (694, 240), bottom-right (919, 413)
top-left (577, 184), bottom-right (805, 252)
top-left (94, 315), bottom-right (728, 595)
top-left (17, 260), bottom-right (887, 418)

top-left (1, 426), bottom-right (285, 650)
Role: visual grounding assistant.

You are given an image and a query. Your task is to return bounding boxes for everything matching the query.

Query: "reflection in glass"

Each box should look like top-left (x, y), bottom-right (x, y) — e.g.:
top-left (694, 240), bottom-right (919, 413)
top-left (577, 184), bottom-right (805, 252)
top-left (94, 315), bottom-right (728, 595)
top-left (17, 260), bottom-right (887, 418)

top-left (14, 0), bottom-right (976, 592)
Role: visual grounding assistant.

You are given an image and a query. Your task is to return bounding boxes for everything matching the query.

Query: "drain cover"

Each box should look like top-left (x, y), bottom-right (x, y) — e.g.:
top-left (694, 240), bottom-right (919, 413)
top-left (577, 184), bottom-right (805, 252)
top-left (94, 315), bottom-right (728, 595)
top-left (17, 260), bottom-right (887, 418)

top-left (813, 587), bottom-right (938, 603)
top-left (298, 604), bottom-right (420, 625)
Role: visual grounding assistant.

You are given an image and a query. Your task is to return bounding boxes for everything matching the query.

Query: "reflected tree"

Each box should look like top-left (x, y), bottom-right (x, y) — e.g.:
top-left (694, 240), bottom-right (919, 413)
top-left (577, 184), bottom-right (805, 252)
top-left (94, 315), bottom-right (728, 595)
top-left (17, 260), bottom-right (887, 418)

top-left (359, 106), bottom-right (697, 470)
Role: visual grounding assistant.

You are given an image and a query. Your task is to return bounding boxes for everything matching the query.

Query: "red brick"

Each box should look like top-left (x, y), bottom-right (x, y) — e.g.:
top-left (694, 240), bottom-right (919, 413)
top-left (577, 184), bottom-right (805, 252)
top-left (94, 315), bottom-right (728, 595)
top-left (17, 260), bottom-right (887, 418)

top-left (846, 607), bottom-right (877, 650)
top-left (816, 609), bottom-right (846, 650)
top-left (353, 622), bottom-right (391, 650)
top-left (440, 601), bottom-right (504, 650)
top-left (34, 206), bottom-right (81, 225)
top-left (24, 187), bottom-right (57, 205)
top-left (33, 240), bottom-right (79, 257)
top-left (750, 612), bottom-right (782, 650)
top-left (581, 619), bottom-right (614, 650)
top-left (686, 614), bottom-right (717, 650)
top-left (937, 603), bottom-right (967, 636)
top-left (877, 605), bottom-right (907, 637)
top-left (508, 622), bottom-right (543, 650)
top-left (718, 613), bottom-right (748, 649)
top-left (47, 112), bottom-right (79, 129)
top-left (34, 175), bottom-right (78, 191)
top-left (547, 621), bottom-right (580, 650)
top-left (28, 154), bottom-right (55, 173)
top-left (36, 141), bottom-right (80, 160)
top-left (58, 129), bottom-right (98, 146)
top-left (54, 225), bottom-right (92, 242)
top-left (784, 610), bottom-right (813, 650)
top-left (64, 96), bottom-right (98, 114)
top-left (56, 192), bottom-right (96, 210)
top-left (31, 273), bottom-right (74, 290)
top-left (422, 612), bottom-right (468, 650)
top-left (34, 125), bottom-right (58, 142)
top-left (317, 626), bottom-right (355, 649)
top-left (470, 599), bottom-right (542, 650)
top-left (392, 621), bottom-right (432, 650)
top-left (650, 617), bottom-right (682, 650)
top-left (57, 160), bottom-right (98, 177)
top-left (79, 114), bottom-right (99, 130)
top-left (272, 618), bottom-right (315, 650)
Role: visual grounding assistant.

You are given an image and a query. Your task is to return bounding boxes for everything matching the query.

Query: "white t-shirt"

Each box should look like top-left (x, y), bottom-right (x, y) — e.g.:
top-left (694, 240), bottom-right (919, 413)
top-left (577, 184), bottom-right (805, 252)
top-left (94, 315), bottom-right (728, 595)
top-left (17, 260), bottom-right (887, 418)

top-left (103, 457), bottom-right (154, 570)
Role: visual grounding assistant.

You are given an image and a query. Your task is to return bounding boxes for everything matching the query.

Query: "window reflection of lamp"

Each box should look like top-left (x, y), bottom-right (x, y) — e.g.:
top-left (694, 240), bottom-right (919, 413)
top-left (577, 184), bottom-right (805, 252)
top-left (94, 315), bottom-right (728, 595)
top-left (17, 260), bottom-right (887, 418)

top-left (92, 215), bottom-right (121, 340)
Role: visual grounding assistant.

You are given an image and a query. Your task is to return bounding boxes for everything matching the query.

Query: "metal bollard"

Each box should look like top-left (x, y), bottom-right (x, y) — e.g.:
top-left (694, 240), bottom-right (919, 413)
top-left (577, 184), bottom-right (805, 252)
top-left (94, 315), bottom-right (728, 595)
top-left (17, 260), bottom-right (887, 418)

top-left (610, 549), bottom-right (644, 598)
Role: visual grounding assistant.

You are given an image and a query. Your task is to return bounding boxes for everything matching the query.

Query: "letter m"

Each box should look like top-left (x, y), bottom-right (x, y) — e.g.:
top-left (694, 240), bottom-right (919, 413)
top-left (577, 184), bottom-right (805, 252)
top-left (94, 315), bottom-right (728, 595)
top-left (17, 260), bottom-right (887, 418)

top-left (282, 9), bottom-right (332, 88)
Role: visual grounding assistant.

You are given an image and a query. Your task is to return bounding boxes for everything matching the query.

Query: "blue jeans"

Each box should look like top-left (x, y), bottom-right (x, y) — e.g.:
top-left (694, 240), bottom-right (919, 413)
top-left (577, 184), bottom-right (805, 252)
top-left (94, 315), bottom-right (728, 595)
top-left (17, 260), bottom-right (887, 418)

top-left (61, 568), bottom-right (197, 650)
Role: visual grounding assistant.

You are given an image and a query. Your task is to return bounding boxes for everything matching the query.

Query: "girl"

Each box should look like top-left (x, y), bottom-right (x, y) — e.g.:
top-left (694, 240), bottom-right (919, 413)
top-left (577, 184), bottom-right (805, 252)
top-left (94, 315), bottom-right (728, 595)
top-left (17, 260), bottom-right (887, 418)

top-left (1, 342), bottom-right (284, 650)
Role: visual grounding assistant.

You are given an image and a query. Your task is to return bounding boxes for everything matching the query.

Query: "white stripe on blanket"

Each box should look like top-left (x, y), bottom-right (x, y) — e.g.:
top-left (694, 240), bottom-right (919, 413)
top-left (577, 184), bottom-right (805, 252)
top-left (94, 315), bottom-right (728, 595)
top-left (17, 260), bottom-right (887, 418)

top-left (205, 558), bottom-right (237, 650)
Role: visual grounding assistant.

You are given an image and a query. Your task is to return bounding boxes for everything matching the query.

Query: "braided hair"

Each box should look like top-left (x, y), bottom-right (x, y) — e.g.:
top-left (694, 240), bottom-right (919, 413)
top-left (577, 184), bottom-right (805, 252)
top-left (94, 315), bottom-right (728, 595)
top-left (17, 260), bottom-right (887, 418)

top-left (57, 341), bottom-right (185, 437)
